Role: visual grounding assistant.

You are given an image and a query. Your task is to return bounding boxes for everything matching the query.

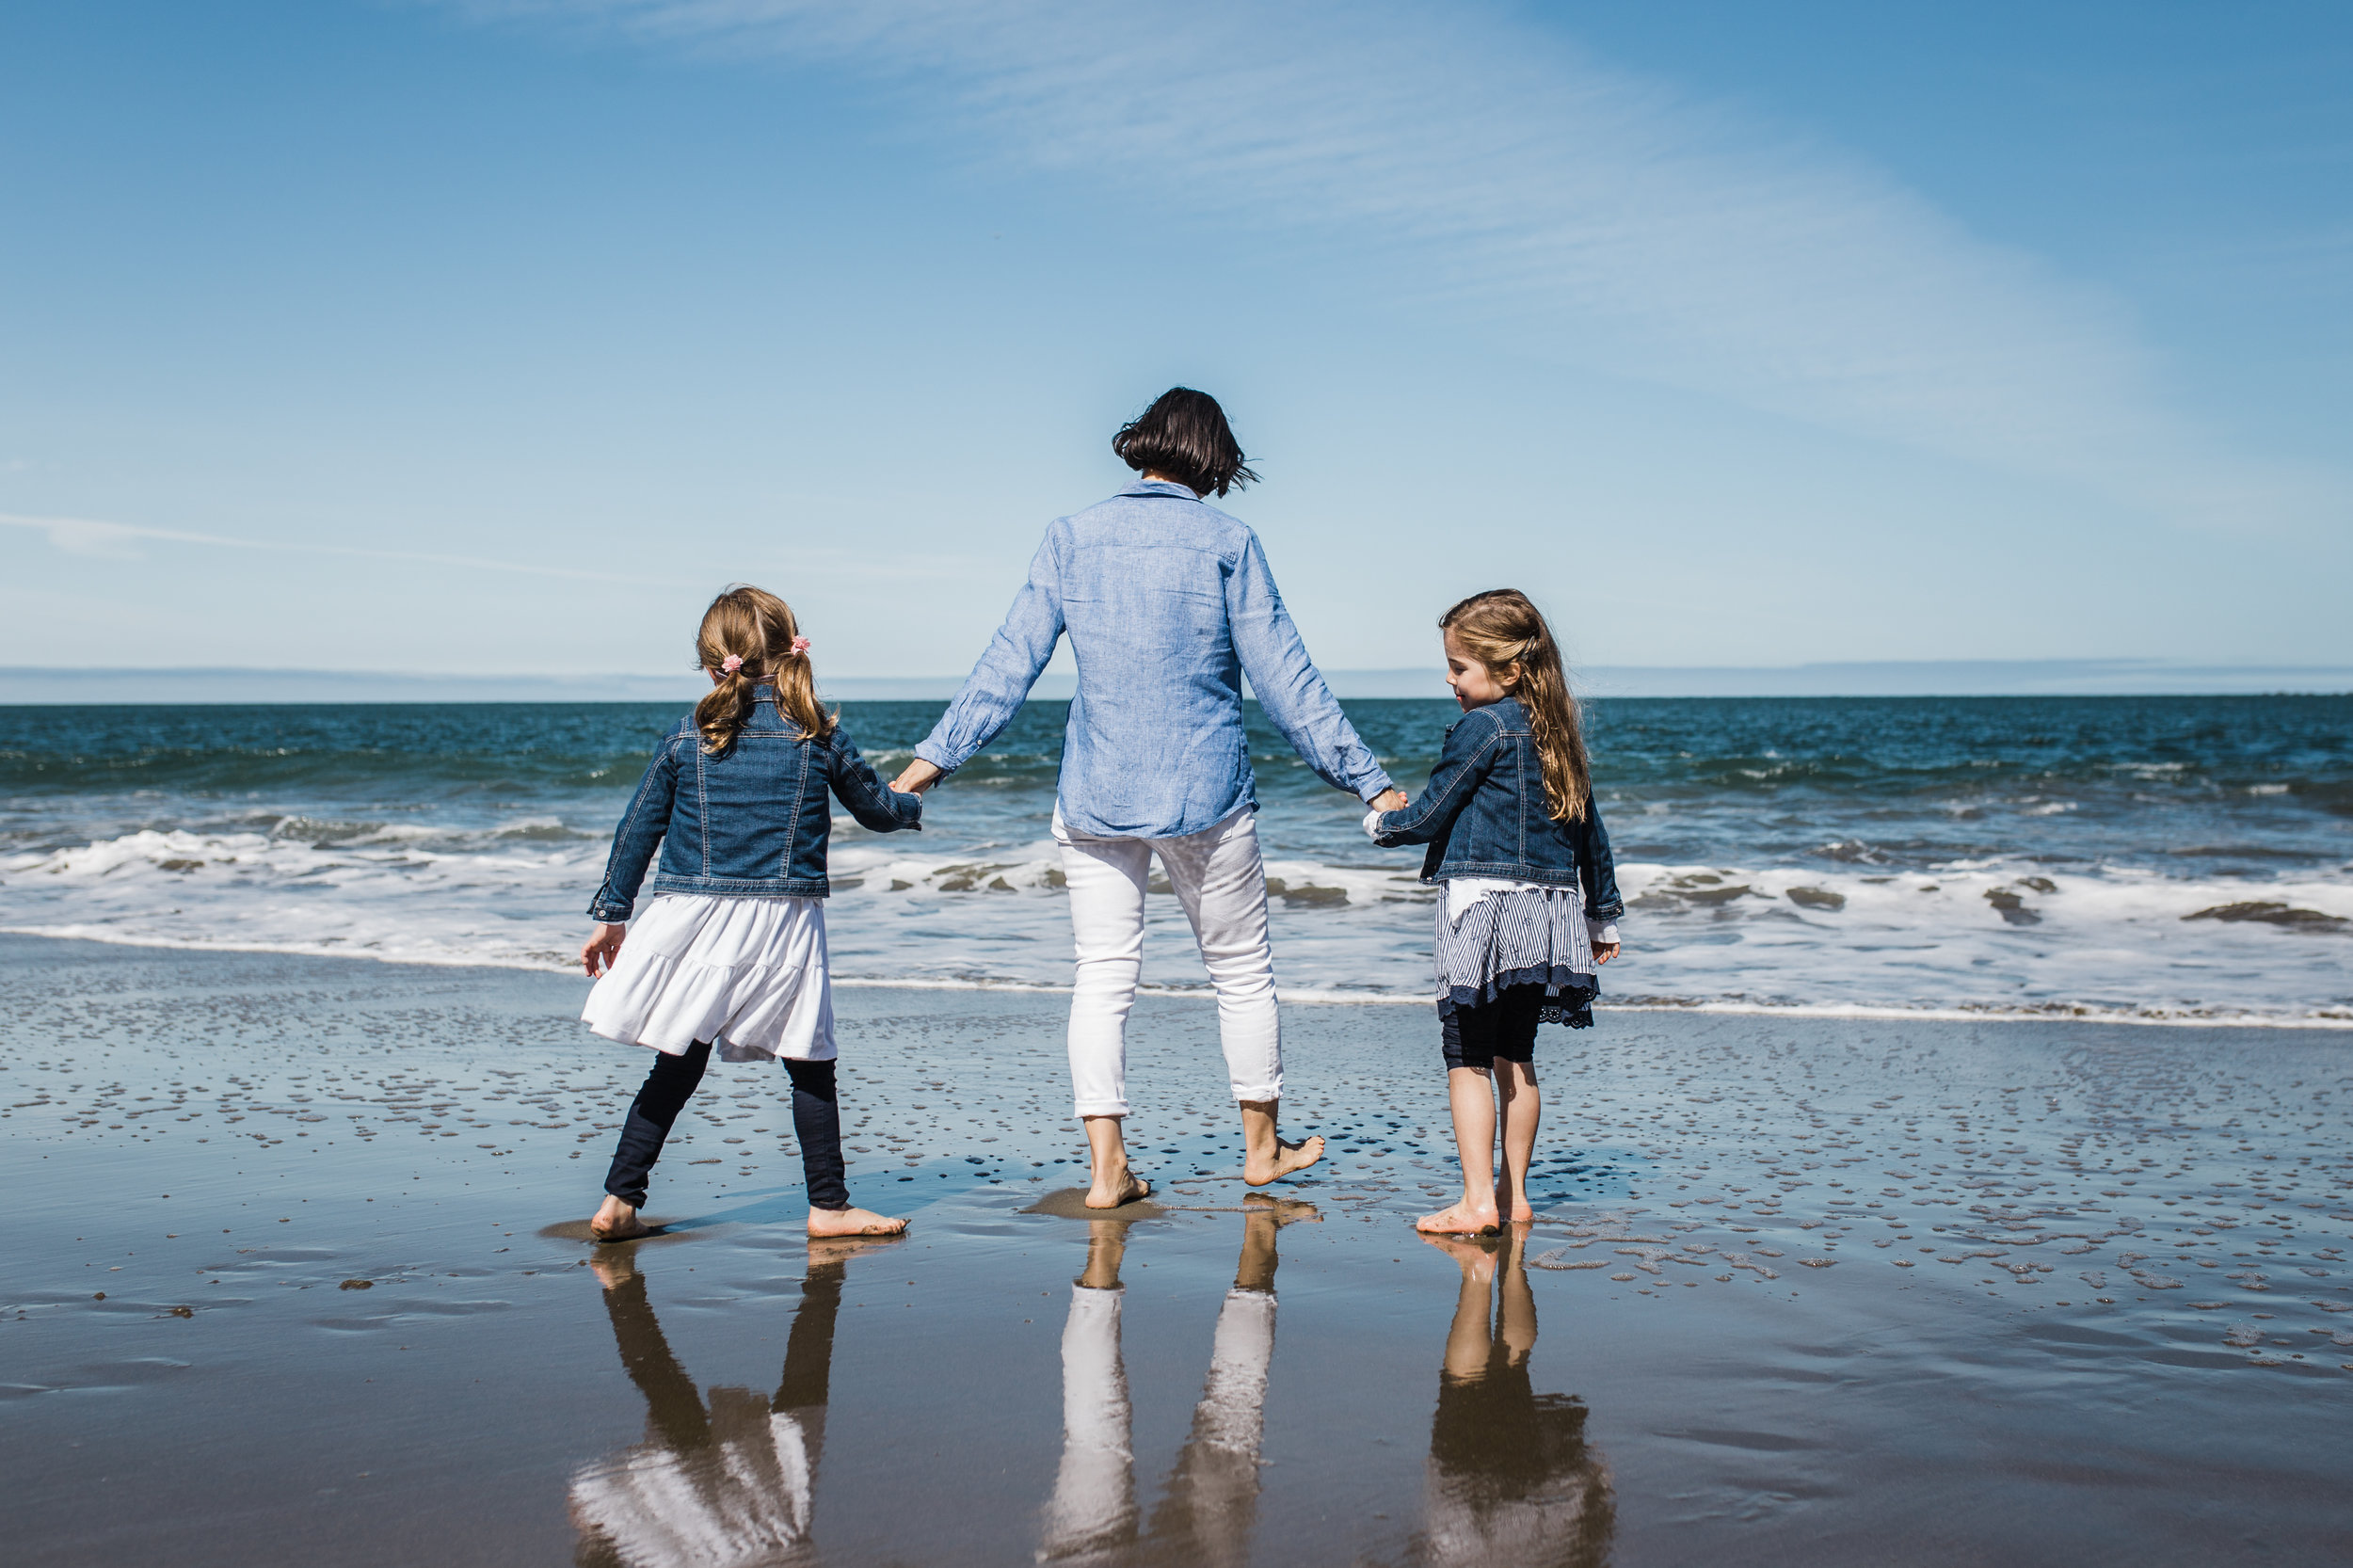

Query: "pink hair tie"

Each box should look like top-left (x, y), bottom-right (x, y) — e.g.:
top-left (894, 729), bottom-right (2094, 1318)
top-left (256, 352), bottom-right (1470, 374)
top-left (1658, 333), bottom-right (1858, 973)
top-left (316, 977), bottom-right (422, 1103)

top-left (789, 636), bottom-right (812, 656)
top-left (720, 655), bottom-right (744, 674)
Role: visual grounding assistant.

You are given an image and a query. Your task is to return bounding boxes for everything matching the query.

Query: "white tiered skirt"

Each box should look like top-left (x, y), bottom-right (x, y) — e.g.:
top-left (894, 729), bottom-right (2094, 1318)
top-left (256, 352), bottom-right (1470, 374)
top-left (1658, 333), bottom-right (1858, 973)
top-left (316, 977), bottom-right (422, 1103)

top-left (581, 893), bottom-right (835, 1062)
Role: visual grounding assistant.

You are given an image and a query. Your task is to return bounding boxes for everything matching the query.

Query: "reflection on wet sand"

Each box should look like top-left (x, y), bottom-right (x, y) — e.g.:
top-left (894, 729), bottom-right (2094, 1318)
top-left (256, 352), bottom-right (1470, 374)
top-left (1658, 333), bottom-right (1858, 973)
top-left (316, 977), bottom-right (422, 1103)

top-left (1414, 1228), bottom-right (1613, 1567)
top-left (570, 1238), bottom-right (891, 1568)
top-left (1041, 1196), bottom-right (1317, 1567)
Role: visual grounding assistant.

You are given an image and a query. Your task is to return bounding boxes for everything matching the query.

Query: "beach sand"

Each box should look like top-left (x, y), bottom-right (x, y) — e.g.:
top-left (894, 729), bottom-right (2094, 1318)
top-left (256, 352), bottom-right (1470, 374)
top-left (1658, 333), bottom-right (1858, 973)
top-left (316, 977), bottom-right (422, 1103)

top-left (4, 933), bottom-right (2349, 1565)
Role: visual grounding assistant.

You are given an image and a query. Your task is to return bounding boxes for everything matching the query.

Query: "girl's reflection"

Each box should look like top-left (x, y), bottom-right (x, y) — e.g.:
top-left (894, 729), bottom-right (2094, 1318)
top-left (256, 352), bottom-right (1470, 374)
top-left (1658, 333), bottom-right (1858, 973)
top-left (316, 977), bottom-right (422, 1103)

top-left (569, 1238), bottom-right (891, 1568)
top-left (1412, 1228), bottom-right (1614, 1567)
top-left (1041, 1194), bottom-right (1318, 1567)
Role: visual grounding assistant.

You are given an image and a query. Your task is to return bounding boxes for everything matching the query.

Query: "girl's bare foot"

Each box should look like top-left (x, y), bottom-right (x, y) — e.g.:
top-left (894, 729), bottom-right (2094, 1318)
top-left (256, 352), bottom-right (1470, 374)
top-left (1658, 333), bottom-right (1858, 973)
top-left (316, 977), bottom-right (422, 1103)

top-left (1243, 1134), bottom-right (1324, 1187)
top-left (589, 1195), bottom-right (656, 1242)
top-left (806, 1233), bottom-right (902, 1265)
top-left (1416, 1199), bottom-right (1501, 1236)
top-left (1084, 1169), bottom-right (1153, 1208)
top-left (1495, 1185), bottom-right (1537, 1223)
top-left (807, 1205), bottom-right (907, 1238)
top-left (1419, 1230), bottom-right (1501, 1275)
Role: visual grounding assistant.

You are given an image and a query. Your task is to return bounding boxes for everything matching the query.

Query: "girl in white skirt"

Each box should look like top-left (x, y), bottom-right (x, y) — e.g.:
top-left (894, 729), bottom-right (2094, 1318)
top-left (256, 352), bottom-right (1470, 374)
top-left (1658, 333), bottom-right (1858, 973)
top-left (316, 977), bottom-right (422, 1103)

top-left (577, 585), bottom-right (922, 1241)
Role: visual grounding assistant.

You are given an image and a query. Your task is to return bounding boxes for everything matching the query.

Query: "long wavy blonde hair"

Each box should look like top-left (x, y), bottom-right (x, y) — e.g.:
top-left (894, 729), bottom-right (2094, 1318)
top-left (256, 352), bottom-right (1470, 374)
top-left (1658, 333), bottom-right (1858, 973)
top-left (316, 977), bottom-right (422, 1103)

top-left (1440, 588), bottom-right (1591, 823)
top-left (692, 585), bottom-right (833, 753)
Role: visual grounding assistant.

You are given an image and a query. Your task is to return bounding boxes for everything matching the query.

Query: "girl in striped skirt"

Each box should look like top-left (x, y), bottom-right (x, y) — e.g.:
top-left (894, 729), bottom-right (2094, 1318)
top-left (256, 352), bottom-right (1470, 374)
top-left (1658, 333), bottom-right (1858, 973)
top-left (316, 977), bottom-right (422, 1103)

top-left (1368, 590), bottom-right (1625, 1236)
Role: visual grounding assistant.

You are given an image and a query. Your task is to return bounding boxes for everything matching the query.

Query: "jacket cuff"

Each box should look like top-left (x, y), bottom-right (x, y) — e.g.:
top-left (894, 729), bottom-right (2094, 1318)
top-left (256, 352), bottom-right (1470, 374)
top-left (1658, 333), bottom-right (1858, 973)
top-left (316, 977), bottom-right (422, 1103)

top-left (588, 905), bottom-right (632, 924)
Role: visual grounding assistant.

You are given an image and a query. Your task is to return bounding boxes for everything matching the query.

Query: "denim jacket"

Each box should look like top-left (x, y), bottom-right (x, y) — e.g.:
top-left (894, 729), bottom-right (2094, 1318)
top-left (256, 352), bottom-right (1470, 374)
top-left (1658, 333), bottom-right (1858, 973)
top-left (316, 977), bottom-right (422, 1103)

top-left (1370, 697), bottom-right (1623, 920)
top-left (587, 690), bottom-right (920, 921)
top-left (913, 481), bottom-right (1393, 839)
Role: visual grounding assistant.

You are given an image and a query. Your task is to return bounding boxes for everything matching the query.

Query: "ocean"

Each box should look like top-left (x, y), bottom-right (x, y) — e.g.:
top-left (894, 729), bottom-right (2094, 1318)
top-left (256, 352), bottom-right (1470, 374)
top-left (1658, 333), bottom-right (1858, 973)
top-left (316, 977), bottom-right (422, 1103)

top-left (3, 696), bottom-right (2347, 1023)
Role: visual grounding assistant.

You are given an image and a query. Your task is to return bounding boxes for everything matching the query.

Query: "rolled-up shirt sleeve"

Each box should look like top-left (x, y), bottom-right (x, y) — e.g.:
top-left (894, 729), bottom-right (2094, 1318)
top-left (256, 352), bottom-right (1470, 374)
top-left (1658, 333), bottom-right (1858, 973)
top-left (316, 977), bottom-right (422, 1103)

top-left (914, 529), bottom-right (1068, 776)
top-left (1225, 532), bottom-right (1394, 802)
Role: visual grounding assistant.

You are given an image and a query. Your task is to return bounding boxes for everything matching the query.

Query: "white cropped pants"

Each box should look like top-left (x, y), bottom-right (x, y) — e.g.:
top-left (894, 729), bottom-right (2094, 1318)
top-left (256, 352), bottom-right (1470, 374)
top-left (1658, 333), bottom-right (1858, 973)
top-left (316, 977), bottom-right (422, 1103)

top-left (1053, 805), bottom-right (1282, 1118)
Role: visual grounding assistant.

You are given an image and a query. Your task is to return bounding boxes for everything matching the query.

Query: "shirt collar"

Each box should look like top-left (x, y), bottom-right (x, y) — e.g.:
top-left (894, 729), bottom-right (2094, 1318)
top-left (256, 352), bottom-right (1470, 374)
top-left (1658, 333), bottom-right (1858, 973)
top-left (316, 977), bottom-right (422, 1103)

top-left (1122, 478), bottom-right (1201, 500)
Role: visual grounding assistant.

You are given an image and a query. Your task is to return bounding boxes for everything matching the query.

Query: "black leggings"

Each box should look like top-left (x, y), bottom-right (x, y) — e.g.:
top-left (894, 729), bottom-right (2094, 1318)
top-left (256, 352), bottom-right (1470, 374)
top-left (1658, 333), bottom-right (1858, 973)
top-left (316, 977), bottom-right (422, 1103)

top-left (601, 1043), bottom-right (851, 1210)
top-left (1440, 984), bottom-right (1545, 1072)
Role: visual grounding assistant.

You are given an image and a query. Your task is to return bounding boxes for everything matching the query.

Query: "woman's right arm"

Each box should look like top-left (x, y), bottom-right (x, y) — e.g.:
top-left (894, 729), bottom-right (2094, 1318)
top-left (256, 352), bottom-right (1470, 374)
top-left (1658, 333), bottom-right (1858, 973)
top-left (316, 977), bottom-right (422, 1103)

top-left (904, 528), bottom-right (1067, 790)
top-left (587, 736), bottom-right (680, 924)
top-left (1369, 712), bottom-right (1500, 848)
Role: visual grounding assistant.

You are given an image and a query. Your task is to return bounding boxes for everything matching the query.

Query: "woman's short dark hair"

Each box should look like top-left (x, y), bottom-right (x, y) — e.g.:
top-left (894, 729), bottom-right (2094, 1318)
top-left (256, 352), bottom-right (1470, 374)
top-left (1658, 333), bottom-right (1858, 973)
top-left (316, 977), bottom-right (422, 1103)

top-left (1112, 387), bottom-right (1259, 497)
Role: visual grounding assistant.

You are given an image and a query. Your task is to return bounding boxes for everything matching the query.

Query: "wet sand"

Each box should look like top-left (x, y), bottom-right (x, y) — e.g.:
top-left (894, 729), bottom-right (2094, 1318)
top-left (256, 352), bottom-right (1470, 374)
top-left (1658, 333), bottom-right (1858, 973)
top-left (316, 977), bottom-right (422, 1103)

top-left (4, 932), bottom-right (2349, 1566)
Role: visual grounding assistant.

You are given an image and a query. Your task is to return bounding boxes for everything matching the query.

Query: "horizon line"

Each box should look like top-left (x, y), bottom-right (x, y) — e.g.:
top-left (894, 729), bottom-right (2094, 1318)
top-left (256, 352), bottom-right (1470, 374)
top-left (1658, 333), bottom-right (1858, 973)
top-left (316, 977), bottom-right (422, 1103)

top-left (2, 658), bottom-right (2348, 703)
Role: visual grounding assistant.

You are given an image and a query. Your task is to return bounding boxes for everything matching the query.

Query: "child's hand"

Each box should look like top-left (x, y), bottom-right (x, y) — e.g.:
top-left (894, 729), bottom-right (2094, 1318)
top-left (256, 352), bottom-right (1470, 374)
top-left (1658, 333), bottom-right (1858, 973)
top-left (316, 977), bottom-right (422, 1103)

top-left (1368, 788), bottom-right (1408, 813)
top-left (1593, 942), bottom-right (1621, 966)
top-left (581, 923), bottom-right (627, 978)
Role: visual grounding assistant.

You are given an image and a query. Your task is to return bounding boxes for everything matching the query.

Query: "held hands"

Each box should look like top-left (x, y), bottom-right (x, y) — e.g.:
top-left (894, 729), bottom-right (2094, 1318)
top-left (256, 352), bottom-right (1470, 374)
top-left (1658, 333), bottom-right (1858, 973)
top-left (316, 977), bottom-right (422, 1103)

top-left (1368, 788), bottom-right (1408, 813)
top-left (890, 759), bottom-right (945, 795)
top-left (580, 922), bottom-right (627, 979)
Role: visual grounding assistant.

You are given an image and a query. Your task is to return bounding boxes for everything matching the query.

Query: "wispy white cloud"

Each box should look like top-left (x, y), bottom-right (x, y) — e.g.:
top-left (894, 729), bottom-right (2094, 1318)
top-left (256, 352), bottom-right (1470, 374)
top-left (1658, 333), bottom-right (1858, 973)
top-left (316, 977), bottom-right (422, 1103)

top-left (447, 0), bottom-right (2341, 527)
top-left (0, 512), bottom-right (671, 585)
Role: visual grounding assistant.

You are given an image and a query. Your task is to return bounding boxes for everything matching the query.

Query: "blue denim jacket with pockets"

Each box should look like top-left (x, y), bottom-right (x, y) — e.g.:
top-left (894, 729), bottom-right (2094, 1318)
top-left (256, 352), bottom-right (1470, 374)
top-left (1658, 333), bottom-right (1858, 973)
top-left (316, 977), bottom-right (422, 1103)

top-left (587, 688), bottom-right (920, 921)
top-left (1371, 696), bottom-right (1623, 920)
top-left (912, 481), bottom-right (1394, 839)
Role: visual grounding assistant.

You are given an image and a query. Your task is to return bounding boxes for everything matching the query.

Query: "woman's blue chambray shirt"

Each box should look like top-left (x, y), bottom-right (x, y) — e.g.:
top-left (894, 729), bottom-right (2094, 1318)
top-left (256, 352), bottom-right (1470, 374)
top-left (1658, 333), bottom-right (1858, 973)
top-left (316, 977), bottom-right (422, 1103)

top-left (913, 481), bottom-right (1395, 839)
top-left (588, 689), bottom-right (920, 921)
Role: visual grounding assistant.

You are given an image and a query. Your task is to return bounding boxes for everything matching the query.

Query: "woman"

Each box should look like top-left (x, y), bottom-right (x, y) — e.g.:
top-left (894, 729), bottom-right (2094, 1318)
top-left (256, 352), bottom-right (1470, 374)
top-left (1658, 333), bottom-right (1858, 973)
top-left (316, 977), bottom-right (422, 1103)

top-left (892, 388), bottom-right (1403, 1208)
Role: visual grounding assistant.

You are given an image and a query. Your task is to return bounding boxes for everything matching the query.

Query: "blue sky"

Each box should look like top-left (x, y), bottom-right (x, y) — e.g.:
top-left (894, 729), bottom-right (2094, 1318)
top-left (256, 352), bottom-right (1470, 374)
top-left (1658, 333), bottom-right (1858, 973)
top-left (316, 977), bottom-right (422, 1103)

top-left (3, 1), bottom-right (2347, 685)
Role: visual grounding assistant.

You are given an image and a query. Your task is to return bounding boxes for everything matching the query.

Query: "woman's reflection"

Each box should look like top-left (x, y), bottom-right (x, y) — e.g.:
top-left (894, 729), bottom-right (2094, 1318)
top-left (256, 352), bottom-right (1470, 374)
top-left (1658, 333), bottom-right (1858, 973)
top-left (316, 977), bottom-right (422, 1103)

top-left (1040, 1194), bottom-right (1317, 1567)
top-left (1412, 1227), bottom-right (1613, 1567)
top-left (569, 1238), bottom-right (893, 1568)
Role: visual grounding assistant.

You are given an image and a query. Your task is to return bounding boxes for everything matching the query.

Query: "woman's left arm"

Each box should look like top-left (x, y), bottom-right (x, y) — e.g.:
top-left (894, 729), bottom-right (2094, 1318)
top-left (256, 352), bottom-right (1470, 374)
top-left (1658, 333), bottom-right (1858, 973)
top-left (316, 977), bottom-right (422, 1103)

top-left (1225, 532), bottom-right (1397, 804)
top-left (828, 730), bottom-right (923, 833)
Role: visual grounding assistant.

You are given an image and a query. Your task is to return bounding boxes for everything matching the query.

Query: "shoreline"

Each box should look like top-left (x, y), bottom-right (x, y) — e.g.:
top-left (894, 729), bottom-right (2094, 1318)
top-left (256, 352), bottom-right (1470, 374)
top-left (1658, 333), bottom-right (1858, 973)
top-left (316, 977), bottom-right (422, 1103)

top-left (8, 931), bottom-right (2351, 1566)
top-left (6, 925), bottom-right (2347, 1031)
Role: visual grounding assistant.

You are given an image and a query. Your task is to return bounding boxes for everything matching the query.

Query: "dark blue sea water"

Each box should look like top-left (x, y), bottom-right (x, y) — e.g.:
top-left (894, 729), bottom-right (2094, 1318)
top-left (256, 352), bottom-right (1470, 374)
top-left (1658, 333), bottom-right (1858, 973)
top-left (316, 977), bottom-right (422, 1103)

top-left (4, 696), bottom-right (2347, 1020)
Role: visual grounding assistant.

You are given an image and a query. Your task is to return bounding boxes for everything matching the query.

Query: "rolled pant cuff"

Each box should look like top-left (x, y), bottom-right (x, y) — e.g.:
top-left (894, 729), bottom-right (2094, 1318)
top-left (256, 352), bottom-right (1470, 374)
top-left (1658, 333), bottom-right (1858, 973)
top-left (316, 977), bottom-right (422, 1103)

top-left (1229, 1081), bottom-right (1282, 1103)
top-left (1072, 1099), bottom-right (1130, 1118)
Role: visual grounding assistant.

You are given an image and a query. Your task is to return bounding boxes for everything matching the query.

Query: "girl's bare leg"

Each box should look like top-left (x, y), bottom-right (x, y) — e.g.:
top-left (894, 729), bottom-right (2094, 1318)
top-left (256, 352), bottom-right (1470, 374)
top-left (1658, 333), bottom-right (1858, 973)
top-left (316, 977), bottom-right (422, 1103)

top-left (1417, 1067), bottom-right (1502, 1233)
top-left (807, 1205), bottom-right (906, 1237)
top-left (1495, 1059), bottom-right (1542, 1223)
top-left (1496, 1223), bottom-right (1538, 1364)
top-left (1422, 1231), bottom-right (1499, 1375)
top-left (1084, 1113), bottom-right (1152, 1208)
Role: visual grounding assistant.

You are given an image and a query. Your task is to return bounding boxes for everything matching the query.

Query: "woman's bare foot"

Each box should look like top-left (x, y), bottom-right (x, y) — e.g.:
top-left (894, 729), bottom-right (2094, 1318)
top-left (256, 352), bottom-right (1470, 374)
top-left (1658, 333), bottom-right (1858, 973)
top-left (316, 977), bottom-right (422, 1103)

top-left (1243, 1134), bottom-right (1324, 1187)
top-left (1084, 1169), bottom-right (1153, 1209)
top-left (1416, 1199), bottom-right (1501, 1236)
top-left (807, 1205), bottom-right (907, 1238)
top-left (589, 1195), bottom-right (656, 1242)
top-left (1241, 1192), bottom-right (1323, 1226)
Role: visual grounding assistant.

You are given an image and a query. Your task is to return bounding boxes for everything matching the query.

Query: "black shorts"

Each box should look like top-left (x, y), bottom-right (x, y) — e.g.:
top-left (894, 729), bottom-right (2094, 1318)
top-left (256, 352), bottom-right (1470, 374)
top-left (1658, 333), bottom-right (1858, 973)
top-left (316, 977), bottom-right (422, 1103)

top-left (1440, 984), bottom-right (1545, 1072)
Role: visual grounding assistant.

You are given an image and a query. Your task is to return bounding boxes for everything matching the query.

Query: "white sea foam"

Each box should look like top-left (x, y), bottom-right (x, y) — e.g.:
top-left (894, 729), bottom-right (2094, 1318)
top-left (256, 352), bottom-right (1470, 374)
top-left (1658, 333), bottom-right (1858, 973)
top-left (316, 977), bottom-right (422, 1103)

top-left (6, 826), bottom-right (2349, 1023)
